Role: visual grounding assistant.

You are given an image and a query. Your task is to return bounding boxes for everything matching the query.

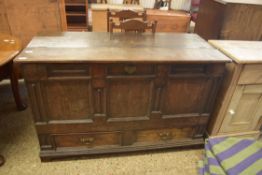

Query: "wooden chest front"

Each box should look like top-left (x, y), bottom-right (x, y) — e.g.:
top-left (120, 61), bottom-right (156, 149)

top-left (23, 63), bottom-right (225, 160)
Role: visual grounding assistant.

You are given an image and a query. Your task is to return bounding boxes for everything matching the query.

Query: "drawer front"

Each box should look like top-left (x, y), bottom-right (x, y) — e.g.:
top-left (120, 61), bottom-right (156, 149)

top-left (107, 64), bottom-right (155, 76)
top-left (54, 132), bottom-right (121, 148)
top-left (136, 127), bottom-right (194, 144)
top-left (238, 64), bottom-right (262, 84)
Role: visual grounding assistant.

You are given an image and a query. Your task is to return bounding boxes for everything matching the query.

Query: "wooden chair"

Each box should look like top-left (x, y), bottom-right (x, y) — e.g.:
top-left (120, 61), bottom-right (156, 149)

top-left (109, 19), bottom-right (157, 33)
top-left (123, 0), bottom-right (140, 4)
top-left (107, 9), bottom-right (146, 32)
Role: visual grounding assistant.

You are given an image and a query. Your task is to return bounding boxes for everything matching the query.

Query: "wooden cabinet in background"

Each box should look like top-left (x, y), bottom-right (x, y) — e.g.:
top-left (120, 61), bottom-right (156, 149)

top-left (59, 0), bottom-right (89, 31)
top-left (0, 0), bottom-right (62, 47)
top-left (146, 9), bottom-right (191, 33)
top-left (15, 32), bottom-right (230, 160)
top-left (208, 40), bottom-right (262, 138)
top-left (195, 0), bottom-right (262, 40)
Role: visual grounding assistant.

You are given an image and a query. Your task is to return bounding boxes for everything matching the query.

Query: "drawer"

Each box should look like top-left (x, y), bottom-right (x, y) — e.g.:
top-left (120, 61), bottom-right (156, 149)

top-left (46, 64), bottom-right (90, 78)
top-left (107, 64), bottom-right (155, 76)
top-left (136, 127), bottom-right (194, 144)
top-left (238, 64), bottom-right (262, 84)
top-left (53, 132), bottom-right (121, 148)
top-left (170, 64), bottom-right (207, 75)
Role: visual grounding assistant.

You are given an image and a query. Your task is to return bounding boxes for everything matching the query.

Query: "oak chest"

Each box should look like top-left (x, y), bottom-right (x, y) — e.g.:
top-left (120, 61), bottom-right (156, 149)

top-left (15, 32), bottom-right (230, 160)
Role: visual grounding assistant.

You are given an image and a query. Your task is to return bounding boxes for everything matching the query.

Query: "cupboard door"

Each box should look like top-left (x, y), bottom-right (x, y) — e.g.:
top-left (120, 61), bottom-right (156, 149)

top-left (220, 85), bottom-right (262, 133)
top-left (106, 64), bottom-right (155, 122)
top-left (25, 64), bottom-right (93, 123)
top-left (161, 64), bottom-right (220, 118)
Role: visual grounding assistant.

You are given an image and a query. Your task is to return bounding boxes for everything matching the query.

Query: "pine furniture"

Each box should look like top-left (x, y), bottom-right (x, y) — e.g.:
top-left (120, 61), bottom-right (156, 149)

top-left (15, 32), bottom-right (230, 160)
top-left (146, 9), bottom-right (191, 33)
top-left (208, 40), bottom-right (262, 138)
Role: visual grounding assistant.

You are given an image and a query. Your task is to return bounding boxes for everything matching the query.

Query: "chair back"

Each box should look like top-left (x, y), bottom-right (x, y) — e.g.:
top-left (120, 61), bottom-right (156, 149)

top-left (123, 0), bottom-right (140, 4)
top-left (109, 19), bottom-right (157, 33)
top-left (107, 10), bottom-right (146, 32)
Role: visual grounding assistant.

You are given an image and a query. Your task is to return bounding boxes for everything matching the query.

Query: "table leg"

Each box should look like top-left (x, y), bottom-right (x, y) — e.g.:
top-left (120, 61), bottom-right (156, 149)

top-left (9, 61), bottom-right (27, 110)
top-left (0, 155), bottom-right (4, 166)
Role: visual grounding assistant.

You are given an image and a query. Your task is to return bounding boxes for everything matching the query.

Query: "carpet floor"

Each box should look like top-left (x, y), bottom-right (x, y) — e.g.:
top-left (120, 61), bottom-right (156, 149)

top-left (0, 80), bottom-right (203, 175)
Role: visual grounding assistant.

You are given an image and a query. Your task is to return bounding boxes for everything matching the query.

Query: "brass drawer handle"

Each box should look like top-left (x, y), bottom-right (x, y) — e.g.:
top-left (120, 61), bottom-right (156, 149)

top-left (159, 132), bottom-right (173, 141)
top-left (80, 137), bottom-right (95, 145)
top-left (124, 65), bottom-right (136, 74)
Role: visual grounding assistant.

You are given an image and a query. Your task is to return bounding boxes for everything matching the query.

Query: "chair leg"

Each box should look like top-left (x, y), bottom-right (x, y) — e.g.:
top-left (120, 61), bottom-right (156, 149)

top-left (9, 62), bottom-right (26, 111)
top-left (0, 155), bottom-right (5, 166)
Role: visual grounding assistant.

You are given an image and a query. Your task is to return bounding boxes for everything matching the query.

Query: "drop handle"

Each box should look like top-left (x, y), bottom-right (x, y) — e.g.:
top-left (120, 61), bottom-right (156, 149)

top-left (124, 65), bottom-right (136, 74)
top-left (80, 137), bottom-right (95, 145)
top-left (229, 109), bottom-right (235, 115)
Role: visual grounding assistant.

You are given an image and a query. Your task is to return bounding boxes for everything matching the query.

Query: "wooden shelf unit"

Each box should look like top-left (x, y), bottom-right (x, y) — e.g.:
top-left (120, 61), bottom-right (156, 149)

top-left (60, 0), bottom-right (89, 31)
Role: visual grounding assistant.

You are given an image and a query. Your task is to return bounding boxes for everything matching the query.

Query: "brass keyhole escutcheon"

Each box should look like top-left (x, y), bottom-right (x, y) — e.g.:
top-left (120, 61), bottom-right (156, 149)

top-left (124, 65), bottom-right (136, 75)
top-left (80, 137), bottom-right (95, 146)
top-left (159, 132), bottom-right (173, 141)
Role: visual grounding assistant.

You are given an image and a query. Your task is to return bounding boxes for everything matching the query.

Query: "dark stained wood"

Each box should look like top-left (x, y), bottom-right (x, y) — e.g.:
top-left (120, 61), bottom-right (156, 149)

top-left (17, 32), bottom-right (230, 160)
top-left (0, 155), bottom-right (4, 166)
top-left (109, 19), bottom-right (157, 33)
top-left (195, 0), bottom-right (262, 40)
top-left (194, 0), bottom-right (225, 40)
top-left (15, 32), bottom-right (230, 63)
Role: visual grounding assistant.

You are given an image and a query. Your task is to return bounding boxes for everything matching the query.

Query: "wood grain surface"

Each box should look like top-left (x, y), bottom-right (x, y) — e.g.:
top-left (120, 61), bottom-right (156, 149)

top-left (209, 40), bottom-right (262, 64)
top-left (15, 32), bottom-right (231, 63)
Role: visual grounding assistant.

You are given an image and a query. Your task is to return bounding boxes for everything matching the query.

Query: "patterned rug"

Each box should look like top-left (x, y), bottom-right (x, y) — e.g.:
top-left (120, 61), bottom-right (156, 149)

top-left (199, 137), bottom-right (262, 175)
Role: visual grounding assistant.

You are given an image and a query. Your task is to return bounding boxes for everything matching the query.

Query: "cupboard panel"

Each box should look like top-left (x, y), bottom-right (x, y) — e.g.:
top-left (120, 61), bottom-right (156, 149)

top-left (220, 85), bottom-right (262, 133)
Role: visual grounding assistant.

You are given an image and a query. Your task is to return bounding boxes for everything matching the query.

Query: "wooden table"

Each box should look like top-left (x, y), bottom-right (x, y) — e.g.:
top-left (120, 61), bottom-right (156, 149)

top-left (0, 33), bottom-right (26, 110)
top-left (15, 32), bottom-right (230, 160)
top-left (146, 9), bottom-right (191, 33)
top-left (0, 33), bottom-right (26, 166)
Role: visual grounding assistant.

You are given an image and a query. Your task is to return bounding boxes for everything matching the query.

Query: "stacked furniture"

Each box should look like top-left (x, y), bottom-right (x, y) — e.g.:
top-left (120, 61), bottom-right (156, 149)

top-left (195, 0), bottom-right (262, 40)
top-left (15, 32), bottom-right (230, 160)
top-left (208, 40), bottom-right (262, 138)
